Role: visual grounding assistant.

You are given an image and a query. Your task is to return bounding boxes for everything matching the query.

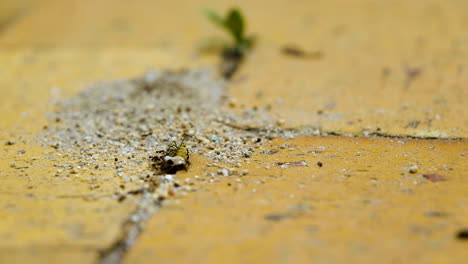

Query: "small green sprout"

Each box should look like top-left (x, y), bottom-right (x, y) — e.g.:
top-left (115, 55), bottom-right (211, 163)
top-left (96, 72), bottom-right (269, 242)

top-left (204, 8), bottom-right (254, 54)
top-left (203, 7), bottom-right (255, 78)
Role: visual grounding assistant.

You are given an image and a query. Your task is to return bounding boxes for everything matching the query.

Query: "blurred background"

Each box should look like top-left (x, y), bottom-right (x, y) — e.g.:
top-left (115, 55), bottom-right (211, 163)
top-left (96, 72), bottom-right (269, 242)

top-left (1, 0), bottom-right (467, 137)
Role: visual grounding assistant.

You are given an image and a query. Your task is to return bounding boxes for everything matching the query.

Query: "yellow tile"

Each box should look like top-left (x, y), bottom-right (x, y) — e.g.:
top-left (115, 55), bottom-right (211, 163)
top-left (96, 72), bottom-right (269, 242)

top-left (126, 137), bottom-right (468, 264)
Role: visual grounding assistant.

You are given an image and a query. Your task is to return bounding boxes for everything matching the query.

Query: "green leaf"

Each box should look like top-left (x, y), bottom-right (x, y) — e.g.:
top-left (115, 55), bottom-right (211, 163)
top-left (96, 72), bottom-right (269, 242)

top-left (203, 8), bottom-right (225, 27)
top-left (224, 8), bottom-right (244, 43)
top-left (203, 7), bottom-right (252, 54)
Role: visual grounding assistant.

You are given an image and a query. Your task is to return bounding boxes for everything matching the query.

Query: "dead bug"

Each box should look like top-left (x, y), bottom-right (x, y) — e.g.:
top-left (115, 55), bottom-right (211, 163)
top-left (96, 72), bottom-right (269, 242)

top-left (166, 141), bottom-right (190, 163)
top-left (150, 141), bottom-right (191, 174)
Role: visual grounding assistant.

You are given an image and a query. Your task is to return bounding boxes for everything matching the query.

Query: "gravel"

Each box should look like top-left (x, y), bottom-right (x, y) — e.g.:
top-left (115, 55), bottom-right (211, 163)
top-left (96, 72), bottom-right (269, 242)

top-left (38, 68), bottom-right (317, 193)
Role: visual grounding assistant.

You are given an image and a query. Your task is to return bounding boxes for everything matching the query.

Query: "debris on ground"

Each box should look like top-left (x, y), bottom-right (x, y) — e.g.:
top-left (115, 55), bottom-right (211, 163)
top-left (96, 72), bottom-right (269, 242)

top-left (276, 160), bottom-right (308, 168)
top-left (405, 120), bottom-right (421, 129)
top-left (36, 68), bottom-right (320, 258)
top-left (403, 164), bottom-right (418, 174)
top-left (38, 68), bottom-right (311, 191)
top-left (5, 139), bottom-right (15, 145)
top-left (281, 44), bottom-right (323, 59)
top-left (456, 229), bottom-right (468, 240)
top-left (403, 65), bottom-right (423, 89)
top-left (261, 149), bottom-right (278, 155)
top-left (421, 174), bottom-right (447, 182)
top-left (424, 211), bottom-right (449, 218)
top-left (264, 213), bottom-right (295, 222)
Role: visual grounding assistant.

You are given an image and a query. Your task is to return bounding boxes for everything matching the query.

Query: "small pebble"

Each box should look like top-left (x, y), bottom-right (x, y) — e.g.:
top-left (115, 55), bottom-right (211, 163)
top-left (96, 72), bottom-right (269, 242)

top-left (408, 165), bottom-right (418, 174)
top-left (163, 175), bottom-right (174, 180)
top-left (130, 215), bottom-right (140, 223)
top-left (227, 98), bottom-right (237, 108)
top-left (276, 119), bottom-right (286, 127)
top-left (217, 169), bottom-right (229, 176)
top-left (89, 184), bottom-right (100, 190)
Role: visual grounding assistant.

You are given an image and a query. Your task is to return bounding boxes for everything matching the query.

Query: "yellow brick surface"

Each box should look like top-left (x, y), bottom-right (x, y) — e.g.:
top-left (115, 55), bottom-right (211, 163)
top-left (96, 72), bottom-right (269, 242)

top-left (126, 137), bottom-right (468, 264)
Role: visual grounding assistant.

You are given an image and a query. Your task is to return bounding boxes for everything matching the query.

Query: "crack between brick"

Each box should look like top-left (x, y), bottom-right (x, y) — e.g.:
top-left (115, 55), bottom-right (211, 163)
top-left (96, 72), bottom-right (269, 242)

top-left (93, 123), bottom-right (463, 264)
top-left (96, 188), bottom-right (154, 264)
top-left (321, 131), bottom-right (465, 140)
top-left (217, 121), bottom-right (466, 140)
top-left (96, 181), bottom-right (171, 264)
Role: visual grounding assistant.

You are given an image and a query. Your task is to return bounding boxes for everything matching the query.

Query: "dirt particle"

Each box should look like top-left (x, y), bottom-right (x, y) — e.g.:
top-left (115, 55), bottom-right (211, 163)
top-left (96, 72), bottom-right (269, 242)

top-left (276, 119), bottom-right (286, 127)
top-left (421, 174), bottom-right (447, 182)
top-left (424, 211), bottom-right (449, 217)
top-left (276, 161), bottom-right (308, 167)
top-left (456, 229), bottom-right (468, 240)
top-left (401, 188), bottom-right (413, 194)
top-left (317, 161), bottom-right (323, 167)
top-left (89, 184), bottom-right (100, 190)
top-left (281, 44), bottom-right (323, 59)
top-left (227, 98), bottom-right (237, 108)
top-left (403, 65), bottom-right (423, 89)
top-left (404, 164), bottom-right (418, 174)
top-left (264, 213), bottom-right (294, 222)
top-left (405, 120), bottom-right (421, 129)
top-left (217, 169), bottom-right (229, 176)
top-left (261, 149), bottom-right (278, 155)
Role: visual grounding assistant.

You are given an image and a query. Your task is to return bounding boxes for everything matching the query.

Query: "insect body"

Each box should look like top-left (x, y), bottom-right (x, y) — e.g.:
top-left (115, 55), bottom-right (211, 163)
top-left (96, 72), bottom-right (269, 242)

top-left (150, 141), bottom-right (190, 174)
top-left (166, 141), bottom-right (190, 164)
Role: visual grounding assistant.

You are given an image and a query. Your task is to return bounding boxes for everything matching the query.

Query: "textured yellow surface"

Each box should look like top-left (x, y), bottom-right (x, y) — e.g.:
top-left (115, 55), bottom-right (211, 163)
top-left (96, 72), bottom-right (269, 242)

top-left (1, 0), bottom-right (466, 137)
top-left (0, 122), bottom-right (138, 263)
top-left (126, 137), bottom-right (468, 263)
top-left (0, 0), bottom-right (467, 263)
